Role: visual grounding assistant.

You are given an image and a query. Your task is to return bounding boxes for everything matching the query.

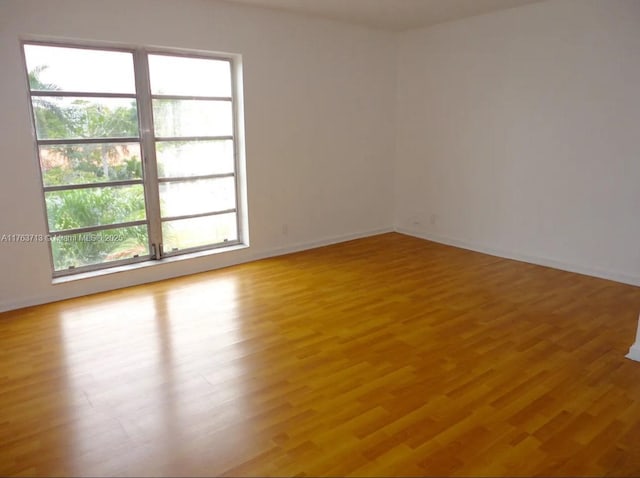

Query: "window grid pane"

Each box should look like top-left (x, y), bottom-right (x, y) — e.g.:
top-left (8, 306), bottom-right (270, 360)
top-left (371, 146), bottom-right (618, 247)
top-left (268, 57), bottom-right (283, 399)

top-left (32, 97), bottom-right (139, 140)
top-left (159, 177), bottom-right (237, 219)
top-left (162, 213), bottom-right (238, 253)
top-left (39, 142), bottom-right (143, 187)
top-left (24, 44), bottom-right (136, 94)
top-left (45, 184), bottom-right (147, 232)
top-left (152, 99), bottom-right (233, 138)
top-left (156, 139), bottom-right (235, 178)
top-left (148, 54), bottom-right (231, 97)
top-left (50, 225), bottom-right (150, 271)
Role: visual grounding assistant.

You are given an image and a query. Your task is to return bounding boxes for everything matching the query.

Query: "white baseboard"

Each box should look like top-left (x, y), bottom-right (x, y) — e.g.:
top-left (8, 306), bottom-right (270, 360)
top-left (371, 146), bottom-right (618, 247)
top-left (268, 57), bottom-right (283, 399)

top-left (626, 344), bottom-right (640, 362)
top-left (395, 226), bottom-right (640, 288)
top-left (0, 226), bottom-right (394, 313)
top-left (626, 315), bottom-right (640, 363)
top-left (246, 227), bottom-right (394, 264)
top-left (3, 225), bottom-right (638, 314)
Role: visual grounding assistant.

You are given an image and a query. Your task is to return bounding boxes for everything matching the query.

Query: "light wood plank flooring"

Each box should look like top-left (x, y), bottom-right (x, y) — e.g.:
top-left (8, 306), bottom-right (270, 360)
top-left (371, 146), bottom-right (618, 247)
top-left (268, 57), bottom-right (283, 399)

top-left (2, 232), bottom-right (640, 476)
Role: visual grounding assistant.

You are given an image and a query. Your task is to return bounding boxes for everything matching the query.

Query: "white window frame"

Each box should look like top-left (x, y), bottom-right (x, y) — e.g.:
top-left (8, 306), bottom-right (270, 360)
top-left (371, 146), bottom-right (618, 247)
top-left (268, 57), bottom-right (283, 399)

top-left (22, 40), bottom-right (247, 278)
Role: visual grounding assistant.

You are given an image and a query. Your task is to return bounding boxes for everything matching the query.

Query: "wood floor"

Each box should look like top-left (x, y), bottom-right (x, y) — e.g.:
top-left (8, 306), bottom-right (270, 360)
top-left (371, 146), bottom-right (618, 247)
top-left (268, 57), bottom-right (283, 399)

top-left (2, 233), bottom-right (640, 476)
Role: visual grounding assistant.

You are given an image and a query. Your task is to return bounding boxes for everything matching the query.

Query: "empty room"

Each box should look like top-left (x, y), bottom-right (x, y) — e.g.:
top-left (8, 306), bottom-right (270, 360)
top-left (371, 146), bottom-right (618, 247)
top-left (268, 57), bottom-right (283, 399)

top-left (1, 0), bottom-right (640, 475)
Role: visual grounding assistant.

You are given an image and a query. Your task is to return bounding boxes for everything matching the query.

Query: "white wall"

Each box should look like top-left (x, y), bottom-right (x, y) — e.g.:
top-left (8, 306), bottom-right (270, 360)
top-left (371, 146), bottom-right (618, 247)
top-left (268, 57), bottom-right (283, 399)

top-left (395, 0), bottom-right (640, 286)
top-left (0, 0), bottom-right (396, 311)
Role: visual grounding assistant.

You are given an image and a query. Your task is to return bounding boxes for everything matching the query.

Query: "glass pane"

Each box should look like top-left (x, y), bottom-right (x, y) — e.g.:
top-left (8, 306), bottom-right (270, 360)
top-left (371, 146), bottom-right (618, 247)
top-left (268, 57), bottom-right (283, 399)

top-left (153, 99), bottom-right (232, 137)
top-left (149, 55), bottom-right (231, 97)
top-left (32, 97), bottom-right (138, 140)
top-left (160, 177), bottom-right (236, 218)
top-left (156, 140), bottom-right (234, 178)
top-left (40, 142), bottom-right (142, 187)
top-left (24, 44), bottom-right (135, 94)
top-left (162, 213), bottom-right (237, 252)
top-left (51, 225), bottom-right (149, 271)
top-left (45, 185), bottom-right (146, 232)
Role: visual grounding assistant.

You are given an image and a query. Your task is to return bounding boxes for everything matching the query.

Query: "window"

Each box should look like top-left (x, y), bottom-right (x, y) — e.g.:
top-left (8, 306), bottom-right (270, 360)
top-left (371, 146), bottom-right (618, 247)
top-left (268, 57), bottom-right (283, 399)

top-left (23, 42), bottom-right (246, 277)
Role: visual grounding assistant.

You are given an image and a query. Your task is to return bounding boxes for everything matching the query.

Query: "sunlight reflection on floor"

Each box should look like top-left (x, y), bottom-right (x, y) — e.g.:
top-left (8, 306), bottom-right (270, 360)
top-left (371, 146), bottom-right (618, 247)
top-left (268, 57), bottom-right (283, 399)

top-left (58, 276), bottom-right (256, 474)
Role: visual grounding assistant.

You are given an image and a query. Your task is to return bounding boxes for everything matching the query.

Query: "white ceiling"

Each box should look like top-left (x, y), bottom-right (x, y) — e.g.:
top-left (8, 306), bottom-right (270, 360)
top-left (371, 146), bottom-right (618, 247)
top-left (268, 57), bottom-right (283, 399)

top-left (222, 0), bottom-right (544, 31)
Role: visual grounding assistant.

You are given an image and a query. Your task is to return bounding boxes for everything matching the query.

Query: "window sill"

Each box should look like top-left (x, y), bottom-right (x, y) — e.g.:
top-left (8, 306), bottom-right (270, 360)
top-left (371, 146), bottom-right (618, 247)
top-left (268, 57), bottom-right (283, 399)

top-left (52, 243), bottom-right (249, 284)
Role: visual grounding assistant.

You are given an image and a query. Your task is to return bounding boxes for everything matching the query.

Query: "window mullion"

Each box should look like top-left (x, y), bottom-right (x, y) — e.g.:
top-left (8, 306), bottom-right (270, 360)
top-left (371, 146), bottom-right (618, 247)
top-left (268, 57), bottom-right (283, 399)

top-left (134, 49), bottom-right (163, 259)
